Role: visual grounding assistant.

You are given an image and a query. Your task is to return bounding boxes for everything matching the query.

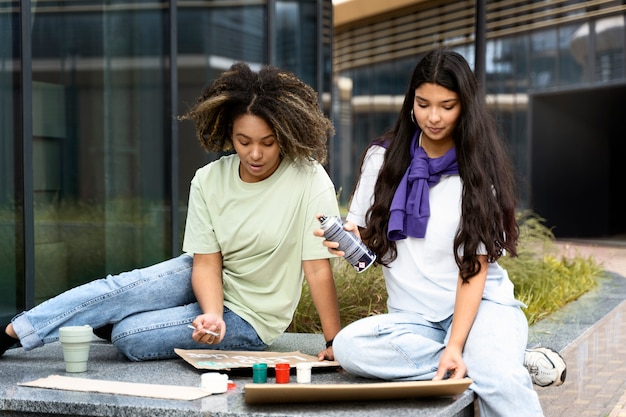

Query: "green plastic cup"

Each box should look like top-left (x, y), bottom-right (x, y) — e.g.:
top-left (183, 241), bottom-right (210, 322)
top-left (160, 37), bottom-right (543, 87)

top-left (59, 325), bottom-right (93, 373)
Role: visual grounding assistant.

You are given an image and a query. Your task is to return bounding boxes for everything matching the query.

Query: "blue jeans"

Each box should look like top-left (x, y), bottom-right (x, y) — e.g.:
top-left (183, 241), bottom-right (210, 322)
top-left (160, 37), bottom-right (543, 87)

top-left (11, 254), bottom-right (266, 361)
top-left (333, 300), bottom-right (544, 417)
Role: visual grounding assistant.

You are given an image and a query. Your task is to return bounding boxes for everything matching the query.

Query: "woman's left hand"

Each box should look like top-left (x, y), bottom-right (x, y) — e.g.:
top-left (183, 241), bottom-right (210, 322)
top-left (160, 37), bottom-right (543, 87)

top-left (433, 346), bottom-right (467, 380)
top-left (317, 346), bottom-right (334, 361)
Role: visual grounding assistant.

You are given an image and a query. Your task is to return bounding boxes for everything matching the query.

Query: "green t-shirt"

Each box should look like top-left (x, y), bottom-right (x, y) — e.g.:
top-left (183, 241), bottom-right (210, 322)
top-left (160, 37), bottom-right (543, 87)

top-left (182, 154), bottom-right (340, 345)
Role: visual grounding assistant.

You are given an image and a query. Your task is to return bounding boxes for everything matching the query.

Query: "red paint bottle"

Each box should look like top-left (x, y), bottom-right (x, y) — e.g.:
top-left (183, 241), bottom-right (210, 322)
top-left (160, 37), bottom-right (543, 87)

top-left (275, 363), bottom-right (291, 384)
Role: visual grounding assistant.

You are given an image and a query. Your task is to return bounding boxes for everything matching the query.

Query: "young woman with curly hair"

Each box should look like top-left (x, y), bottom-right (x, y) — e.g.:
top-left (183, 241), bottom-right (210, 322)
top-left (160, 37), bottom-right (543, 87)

top-left (316, 48), bottom-right (565, 416)
top-left (2, 63), bottom-right (341, 362)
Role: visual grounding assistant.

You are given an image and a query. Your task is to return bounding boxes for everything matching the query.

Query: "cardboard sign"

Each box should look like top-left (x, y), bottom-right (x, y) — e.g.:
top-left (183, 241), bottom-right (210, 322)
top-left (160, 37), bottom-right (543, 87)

top-left (244, 378), bottom-right (473, 404)
top-left (19, 375), bottom-right (210, 401)
top-left (174, 349), bottom-right (339, 370)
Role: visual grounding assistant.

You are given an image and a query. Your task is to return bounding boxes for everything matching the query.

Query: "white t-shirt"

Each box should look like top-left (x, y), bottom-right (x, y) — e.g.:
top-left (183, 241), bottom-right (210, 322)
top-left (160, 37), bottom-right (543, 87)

top-left (183, 154), bottom-right (340, 344)
top-left (347, 145), bottom-right (522, 322)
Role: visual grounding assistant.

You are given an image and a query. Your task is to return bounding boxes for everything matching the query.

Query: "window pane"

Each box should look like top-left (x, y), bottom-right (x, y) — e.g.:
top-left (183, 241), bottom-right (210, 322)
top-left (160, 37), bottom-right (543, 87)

top-left (559, 24), bottom-right (584, 86)
top-left (530, 29), bottom-right (558, 88)
top-left (177, 1), bottom-right (266, 242)
top-left (275, 1), bottom-right (320, 88)
top-left (0, 0), bottom-right (20, 319)
top-left (30, 0), bottom-right (171, 303)
top-left (594, 16), bottom-right (625, 83)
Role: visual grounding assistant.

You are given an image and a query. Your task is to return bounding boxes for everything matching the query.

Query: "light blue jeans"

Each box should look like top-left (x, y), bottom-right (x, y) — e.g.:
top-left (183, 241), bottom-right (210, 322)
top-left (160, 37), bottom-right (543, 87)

top-left (11, 254), bottom-right (266, 361)
top-left (333, 300), bottom-right (544, 417)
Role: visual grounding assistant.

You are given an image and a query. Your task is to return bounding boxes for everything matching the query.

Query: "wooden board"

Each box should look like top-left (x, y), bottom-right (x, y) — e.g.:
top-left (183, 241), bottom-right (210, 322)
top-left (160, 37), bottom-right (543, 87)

top-left (244, 378), bottom-right (472, 404)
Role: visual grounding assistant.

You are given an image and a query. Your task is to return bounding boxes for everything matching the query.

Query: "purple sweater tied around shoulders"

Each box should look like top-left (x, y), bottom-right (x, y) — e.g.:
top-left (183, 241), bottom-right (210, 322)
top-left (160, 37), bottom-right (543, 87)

top-left (387, 129), bottom-right (459, 240)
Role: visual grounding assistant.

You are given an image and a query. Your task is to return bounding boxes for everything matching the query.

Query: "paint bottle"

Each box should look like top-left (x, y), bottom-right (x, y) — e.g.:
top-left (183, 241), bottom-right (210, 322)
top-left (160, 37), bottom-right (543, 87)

top-left (200, 372), bottom-right (228, 394)
top-left (275, 363), bottom-right (291, 384)
top-left (252, 362), bottom-right (268, 383)
top-left (296, 362), bottom-right (312, 383)
top-left (319, 215), bottom-right (376, 273)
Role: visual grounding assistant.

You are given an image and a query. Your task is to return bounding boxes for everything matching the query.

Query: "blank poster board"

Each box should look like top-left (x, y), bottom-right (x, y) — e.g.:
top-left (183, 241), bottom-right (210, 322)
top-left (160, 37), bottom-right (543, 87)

top-left (244, 378), bottom-right (473, 404)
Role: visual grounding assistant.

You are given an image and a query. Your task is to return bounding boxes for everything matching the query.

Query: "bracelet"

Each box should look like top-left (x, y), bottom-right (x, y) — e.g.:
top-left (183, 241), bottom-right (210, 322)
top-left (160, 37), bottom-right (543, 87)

top-left (325, 338), bottom-right (334, 349)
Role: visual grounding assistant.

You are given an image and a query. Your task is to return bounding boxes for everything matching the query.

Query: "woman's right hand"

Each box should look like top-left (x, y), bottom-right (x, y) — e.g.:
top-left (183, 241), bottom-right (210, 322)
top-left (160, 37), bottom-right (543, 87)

top-left (313, 214), bottom-right (361, 257)
top-left (190, 313), bottom-right (225, 345)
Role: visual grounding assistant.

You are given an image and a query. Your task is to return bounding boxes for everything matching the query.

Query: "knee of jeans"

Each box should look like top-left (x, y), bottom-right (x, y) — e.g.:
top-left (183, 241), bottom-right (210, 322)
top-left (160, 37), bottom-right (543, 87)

top-left (331, 331), bottom-right (351, 364)
top-left (112, 333), bottom-right (171, 362)
top-left (112, 336), bottom-right (143, 361)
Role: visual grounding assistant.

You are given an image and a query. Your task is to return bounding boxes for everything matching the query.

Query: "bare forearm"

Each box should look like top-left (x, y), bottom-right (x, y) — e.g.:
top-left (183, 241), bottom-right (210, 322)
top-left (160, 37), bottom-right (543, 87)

top-left (447, 258), bottom-right (487, 351)
top-left (193, 280), bottom-right (224, 315)
top-left (304, 259), bottom-right (341, 341)
top-left (191, 253), bottom-right (224, 315)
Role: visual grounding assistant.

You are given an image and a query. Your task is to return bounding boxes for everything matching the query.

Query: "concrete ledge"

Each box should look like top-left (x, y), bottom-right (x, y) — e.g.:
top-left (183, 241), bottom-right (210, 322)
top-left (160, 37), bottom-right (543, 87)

top-left (1, 334), bottom-right (475, 417)
top-left (4, 272), bottom-right (623, 417)
top-left (528, 271), bottom-right (626, 351)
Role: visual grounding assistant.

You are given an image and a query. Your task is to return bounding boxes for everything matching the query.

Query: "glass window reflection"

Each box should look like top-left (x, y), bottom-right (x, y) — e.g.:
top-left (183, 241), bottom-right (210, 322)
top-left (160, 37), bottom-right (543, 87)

top-left (0, 0), bottom-right (20, 320)
top-left (30, 0), bottom-right (172, 303)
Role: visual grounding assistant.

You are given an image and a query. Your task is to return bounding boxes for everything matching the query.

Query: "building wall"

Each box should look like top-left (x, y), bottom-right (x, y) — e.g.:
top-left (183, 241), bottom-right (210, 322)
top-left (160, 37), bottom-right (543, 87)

top-left (331, 0), bottom-right (626, 239)
top-left (0, 0), bottom-right (333, 320)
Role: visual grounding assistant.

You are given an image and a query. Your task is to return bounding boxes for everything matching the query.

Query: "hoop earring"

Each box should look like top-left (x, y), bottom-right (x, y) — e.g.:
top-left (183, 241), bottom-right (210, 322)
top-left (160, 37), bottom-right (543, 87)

top-left (410, 109), bottom-right (417, 125)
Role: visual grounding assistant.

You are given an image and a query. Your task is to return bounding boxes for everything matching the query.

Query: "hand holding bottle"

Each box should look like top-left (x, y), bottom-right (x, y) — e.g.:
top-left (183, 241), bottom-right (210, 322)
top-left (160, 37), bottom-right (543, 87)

top-left (316, 214), bottom-right (375, 273)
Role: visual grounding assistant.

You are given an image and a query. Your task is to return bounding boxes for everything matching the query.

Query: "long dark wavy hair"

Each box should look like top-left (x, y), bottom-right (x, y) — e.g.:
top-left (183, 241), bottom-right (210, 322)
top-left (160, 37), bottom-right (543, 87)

top-left (179, 62), bottom-right (334, 165)
top-left (358, 48), bottom-right (519, 282)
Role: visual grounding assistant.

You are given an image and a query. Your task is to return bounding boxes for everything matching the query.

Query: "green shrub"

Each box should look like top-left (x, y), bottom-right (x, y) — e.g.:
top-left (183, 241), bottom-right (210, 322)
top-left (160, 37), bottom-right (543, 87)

top-left (289, 259), bottom-right (386, 333)
top-left (500, 210), bottom-right (603, 325)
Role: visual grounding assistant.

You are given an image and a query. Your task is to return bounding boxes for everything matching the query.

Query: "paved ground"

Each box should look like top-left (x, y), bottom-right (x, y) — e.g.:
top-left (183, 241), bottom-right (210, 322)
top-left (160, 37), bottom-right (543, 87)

top-left (537, 240), bottom-right (626, 417)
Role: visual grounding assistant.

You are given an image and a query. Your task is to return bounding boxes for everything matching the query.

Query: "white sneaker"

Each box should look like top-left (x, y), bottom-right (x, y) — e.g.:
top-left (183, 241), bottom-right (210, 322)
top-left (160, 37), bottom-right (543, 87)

top-left (524, 347), bottom-right (567, 387)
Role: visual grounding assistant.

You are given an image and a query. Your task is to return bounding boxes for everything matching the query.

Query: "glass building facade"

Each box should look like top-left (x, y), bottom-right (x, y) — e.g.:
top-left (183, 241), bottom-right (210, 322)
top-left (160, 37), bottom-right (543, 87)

top-left (332, 0), bottom-right (626, 240)
top-left (1, 0), bottom-right (332, 322)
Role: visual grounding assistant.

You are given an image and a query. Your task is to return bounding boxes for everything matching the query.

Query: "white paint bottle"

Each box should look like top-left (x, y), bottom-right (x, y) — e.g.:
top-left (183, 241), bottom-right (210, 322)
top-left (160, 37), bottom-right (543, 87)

top-left (296, 362), bottom-right (312, 384)
top-left (200, 372), bottom-right (228, 394)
